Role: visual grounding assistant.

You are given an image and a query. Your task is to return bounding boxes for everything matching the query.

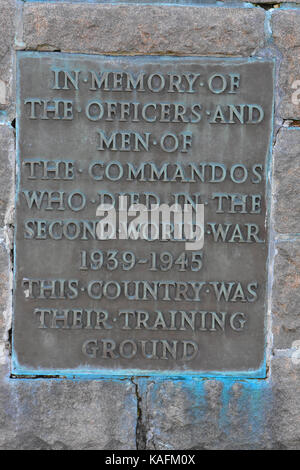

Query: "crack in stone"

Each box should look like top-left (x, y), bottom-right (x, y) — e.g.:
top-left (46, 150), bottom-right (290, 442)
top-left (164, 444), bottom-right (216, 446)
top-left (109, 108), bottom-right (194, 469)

top-left (255, 3), bottom-right (280, 11)
top-left (273, 118), bottom-right (300, 147)
top-left (287, 120), bottom-right (300, 127)
top-left (131, 377), bottom-right (147, 450)
top-left (5, 327), bottom-right (12, 357)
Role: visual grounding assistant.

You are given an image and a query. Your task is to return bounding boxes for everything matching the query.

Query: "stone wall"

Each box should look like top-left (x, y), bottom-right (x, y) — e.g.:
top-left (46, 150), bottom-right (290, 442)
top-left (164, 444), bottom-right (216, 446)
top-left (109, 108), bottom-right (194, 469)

top-left (0, 0), bottom-right (300, 450)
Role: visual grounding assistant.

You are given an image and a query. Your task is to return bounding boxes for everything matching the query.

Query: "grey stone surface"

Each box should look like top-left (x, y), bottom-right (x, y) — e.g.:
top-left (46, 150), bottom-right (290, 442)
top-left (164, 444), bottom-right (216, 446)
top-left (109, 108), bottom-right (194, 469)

top-left (0, 236), bottom-right (11, 363)
top-left (0, 366), bottom-right (137, 450)
top-left (272, 240), bottom-right (300, 349)
top-left (22, 4), bottom-right (265, 56)
top-left (0, 0), bottom-right (15, 119)
top-left (273, 128), bottom-right (300, 234)
top-left (134, 354), bottom-right (300, 450)
top-left (272, 10), bottom-right (300, 121)
top-left (0, 125), bottom-right (14, 227)
top-left (136, 377), bottom-right (274, 449)
top-left (271, 355), bottom-right (300, 449)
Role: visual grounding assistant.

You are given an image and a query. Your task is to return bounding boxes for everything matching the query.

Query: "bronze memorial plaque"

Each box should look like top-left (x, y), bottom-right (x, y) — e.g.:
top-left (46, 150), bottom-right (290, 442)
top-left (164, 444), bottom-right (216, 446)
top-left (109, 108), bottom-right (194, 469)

top-left (13, 53), bottom-right (274, 377)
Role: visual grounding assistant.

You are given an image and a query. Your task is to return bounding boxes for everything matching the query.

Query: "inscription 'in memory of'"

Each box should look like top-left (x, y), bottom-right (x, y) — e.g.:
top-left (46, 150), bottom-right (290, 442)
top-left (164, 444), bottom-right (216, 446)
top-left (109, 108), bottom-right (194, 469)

top-left (13, 53), bottom-right (274, 376)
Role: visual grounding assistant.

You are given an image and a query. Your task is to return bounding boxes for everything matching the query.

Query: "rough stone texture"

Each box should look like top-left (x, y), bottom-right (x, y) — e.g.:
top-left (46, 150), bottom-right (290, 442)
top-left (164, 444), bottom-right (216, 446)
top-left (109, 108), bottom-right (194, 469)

top-left (0, 0), bottom-right (15, 120)
top-left (134, 355), bottom-right (300, 450)
top-left (0, 236), bottom-right (11, 365)
top-left (272, 240), bottom-right (300, 350)
top-left (0, 104), bottom-right (14, 370)
top-left (136, 377), bottom-right (274, 450)
top-left (0, 366), bottom-right (137, 450)
top-left (273, 128), bottom-right (300, 234)
top-left (23, 4), bottom-right (265, 56)
top-left (0, 125), bottom-right (14, 227)
top-left (272, 10), bottom-right (300, 121)
top-left (271, 355), bottom-right (300, 449)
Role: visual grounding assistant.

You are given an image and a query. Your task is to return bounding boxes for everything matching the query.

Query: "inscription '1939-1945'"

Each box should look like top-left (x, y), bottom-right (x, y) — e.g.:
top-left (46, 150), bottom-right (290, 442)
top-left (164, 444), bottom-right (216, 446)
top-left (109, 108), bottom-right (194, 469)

top-left (13, 53), bottom-right (274, 376)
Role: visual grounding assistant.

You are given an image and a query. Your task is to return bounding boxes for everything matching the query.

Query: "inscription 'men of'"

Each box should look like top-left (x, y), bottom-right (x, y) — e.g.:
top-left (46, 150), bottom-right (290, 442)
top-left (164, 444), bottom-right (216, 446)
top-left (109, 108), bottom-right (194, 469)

top-left (14, 53), bottom-right (274, 377)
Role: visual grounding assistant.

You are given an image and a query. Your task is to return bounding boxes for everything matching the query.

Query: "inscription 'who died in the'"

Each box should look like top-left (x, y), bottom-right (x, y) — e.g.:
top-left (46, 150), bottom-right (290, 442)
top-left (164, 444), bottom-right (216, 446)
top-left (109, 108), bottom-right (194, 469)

top-left (13, 53), bottom-right (274, 377)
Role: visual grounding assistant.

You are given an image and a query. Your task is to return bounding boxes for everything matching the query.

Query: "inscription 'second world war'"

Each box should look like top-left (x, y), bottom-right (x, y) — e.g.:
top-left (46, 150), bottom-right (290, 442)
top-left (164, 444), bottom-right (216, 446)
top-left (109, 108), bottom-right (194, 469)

top-left (13, 53), bottom-right (274, 376)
